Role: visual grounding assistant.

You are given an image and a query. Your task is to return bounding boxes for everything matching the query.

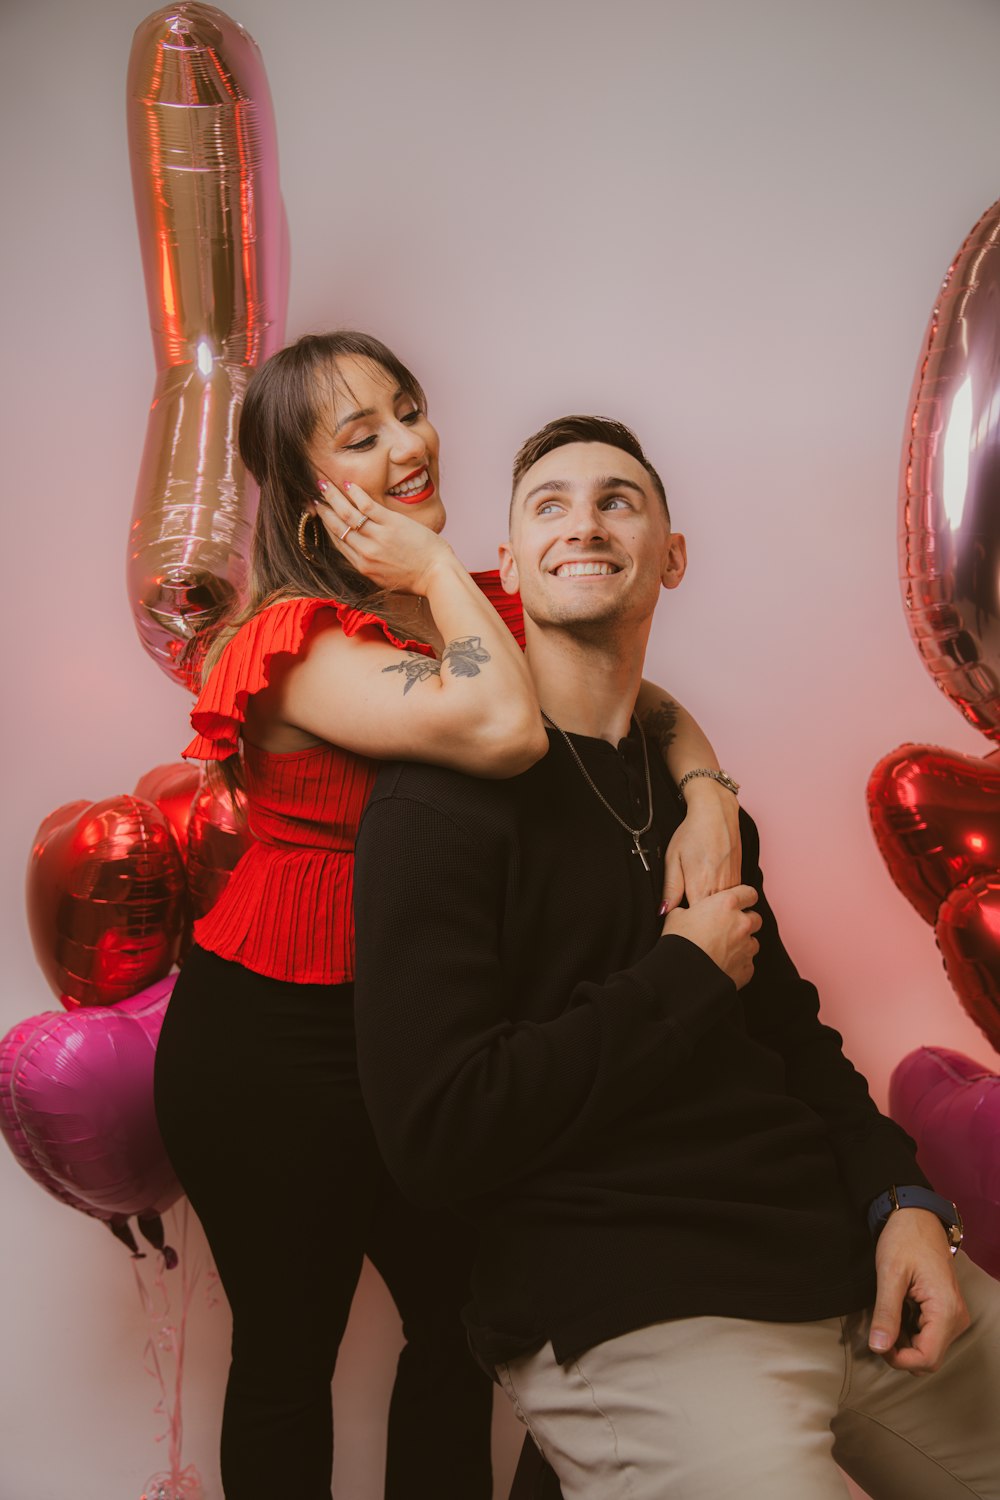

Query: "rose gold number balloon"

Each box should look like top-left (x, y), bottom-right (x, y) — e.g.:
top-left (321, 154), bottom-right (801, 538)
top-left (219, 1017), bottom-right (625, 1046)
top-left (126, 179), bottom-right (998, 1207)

top-left (126, 4), bottom-right (288, 689)
top-left (869, 199), bottom-right (1000, 1060)
top-left (901, 197), bottom-right (1000, 739)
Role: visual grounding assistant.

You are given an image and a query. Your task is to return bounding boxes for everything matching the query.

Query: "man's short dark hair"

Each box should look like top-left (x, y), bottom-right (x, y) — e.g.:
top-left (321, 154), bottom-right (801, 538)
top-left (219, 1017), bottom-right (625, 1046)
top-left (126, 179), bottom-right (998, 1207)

top-left (510, 415), bottom-right (669, 521)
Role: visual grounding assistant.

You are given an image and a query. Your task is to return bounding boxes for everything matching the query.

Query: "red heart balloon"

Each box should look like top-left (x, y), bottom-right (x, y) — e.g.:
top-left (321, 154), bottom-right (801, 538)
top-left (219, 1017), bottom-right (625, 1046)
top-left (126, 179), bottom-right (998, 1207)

top-left (26, 795), bottom-right (188, 1009)
top-left (133, 761), bottom-right (204, 854)
top-left (186, 776), bottom-right (252, 921)
top-left (867, 744), bottom-right (1000, 925)
top-left (936, 875), bottom-right (1000, 1053)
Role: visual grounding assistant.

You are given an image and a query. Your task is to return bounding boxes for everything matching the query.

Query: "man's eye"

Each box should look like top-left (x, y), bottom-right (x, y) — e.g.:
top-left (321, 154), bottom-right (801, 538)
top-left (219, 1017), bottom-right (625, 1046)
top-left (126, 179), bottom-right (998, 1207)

top-left (344, 435), bottom-right (377, 451)
top-left (400, 409), bottom-right (422, 425)
top-left (537, 501), bottom-right (560, 515)
top-left (602, 495), bottom-right (630, 509)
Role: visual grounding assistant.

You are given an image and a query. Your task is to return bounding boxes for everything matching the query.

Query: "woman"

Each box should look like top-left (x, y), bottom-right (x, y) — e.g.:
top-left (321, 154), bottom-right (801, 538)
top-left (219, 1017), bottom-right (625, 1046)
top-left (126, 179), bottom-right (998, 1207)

top-left (154, 330), bottom-right (740, 1500)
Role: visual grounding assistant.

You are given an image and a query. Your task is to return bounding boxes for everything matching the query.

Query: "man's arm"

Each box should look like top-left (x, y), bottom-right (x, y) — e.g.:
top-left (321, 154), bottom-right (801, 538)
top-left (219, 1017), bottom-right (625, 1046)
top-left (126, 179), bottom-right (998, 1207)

top-left (737, 812), bottom-right (930, 1208)
top-left (737, 812), bottom-right (969, 1370)
top-left (352, 785), bottom-right (737, 1206)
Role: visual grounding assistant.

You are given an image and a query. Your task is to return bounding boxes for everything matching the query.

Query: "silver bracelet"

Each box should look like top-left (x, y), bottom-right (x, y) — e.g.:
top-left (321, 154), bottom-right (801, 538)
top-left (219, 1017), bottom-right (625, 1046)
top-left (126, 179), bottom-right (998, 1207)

top-left (676, 767), bottom-right (740, 800)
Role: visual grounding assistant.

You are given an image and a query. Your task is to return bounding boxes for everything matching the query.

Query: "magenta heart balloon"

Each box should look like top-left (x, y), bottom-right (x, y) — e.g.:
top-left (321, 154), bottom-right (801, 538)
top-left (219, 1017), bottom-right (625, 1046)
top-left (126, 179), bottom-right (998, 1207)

top-left (0, 1014), bottom-right (100, 1218)
top-left (889, 1046), bottom-right (1000, 1279)
top-left (0, 975), bottom-right (181, 1219)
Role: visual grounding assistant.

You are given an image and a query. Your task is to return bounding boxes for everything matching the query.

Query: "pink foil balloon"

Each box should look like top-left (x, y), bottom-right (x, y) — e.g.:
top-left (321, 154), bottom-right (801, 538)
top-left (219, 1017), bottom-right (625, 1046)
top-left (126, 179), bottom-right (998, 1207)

top-left (901, 197), bottom-right (1000, 740)
top-left (26, 795), bottom-right (187, 1009)
top-left (889, 1047), bottom-right (1000, 1279)
top-left (0, 1015), bottom-right (101, 1218)
top-left (0, 976), bottom-right (181, 1221)
top-left (126, 4), bottom-right (288, 689)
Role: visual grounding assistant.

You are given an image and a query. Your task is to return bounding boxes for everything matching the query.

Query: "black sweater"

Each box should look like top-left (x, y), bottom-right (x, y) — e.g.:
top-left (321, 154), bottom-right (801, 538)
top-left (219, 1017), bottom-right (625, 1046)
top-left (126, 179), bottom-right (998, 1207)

top-left (353, 726), bottom-right (928, 1367)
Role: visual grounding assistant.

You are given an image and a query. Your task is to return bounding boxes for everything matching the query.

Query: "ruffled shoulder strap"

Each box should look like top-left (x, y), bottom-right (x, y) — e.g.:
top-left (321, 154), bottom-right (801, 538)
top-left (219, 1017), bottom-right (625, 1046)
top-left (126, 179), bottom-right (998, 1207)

top-left (183, 597), bottom-right (430, 762)
top-left (472, 570), bottom-right (525, 649)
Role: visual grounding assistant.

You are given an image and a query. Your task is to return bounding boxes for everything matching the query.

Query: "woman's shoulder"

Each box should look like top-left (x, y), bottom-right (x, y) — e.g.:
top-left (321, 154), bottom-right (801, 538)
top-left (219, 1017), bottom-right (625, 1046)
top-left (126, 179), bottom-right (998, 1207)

top-left (184, 595), bottom-right (426, 762)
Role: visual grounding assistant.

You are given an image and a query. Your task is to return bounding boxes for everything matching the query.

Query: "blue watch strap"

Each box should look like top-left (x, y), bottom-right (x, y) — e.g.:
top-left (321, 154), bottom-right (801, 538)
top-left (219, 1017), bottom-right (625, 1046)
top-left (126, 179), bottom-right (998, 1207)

top-left (867, 1184), bottom-right (962, 1246)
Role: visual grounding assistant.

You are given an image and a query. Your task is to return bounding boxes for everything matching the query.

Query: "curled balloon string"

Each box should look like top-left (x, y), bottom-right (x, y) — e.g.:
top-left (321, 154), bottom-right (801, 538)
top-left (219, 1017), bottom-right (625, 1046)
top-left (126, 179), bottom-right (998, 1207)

top-left (126, 3), bottom-right (288, 689)
top-left (134, 1202), bottom-right (210, 1500)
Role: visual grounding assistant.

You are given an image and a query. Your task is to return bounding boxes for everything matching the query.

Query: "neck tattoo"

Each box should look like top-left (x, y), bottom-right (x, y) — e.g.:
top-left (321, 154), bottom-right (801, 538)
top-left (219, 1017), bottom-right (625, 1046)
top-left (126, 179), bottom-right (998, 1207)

top-left (540, 709), bottom-right (655, 872)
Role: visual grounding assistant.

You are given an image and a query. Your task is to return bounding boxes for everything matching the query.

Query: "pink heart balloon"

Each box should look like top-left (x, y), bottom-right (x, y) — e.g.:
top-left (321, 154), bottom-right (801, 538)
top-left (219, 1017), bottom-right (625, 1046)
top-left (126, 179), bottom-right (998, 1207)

top-left (0, 975), bottom-right (181, 1219)
top-left (0, 1014), bottom-right (100, 1218)
top-left (26, 794), bottom-right (188, 1009)
top-left (889, 1046), bottom-right (1000, 1279)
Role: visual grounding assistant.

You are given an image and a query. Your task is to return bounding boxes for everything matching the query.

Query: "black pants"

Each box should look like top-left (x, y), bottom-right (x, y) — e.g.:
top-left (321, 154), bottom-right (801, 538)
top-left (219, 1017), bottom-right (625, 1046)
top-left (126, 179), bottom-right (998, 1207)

top-left (154, 946), bottom-right (493, 1500)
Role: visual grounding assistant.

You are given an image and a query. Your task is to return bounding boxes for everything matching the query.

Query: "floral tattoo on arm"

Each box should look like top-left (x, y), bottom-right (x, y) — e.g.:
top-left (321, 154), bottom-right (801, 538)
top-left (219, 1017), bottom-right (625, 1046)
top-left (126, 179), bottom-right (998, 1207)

top-left (382, 636), bottom-right (491, 696)
top-left (442, 636), bottom-right (491, 677)
top-left (640, 696), bottom-right (679, 757)
top-left (382, 653), bottom-right (443, 695)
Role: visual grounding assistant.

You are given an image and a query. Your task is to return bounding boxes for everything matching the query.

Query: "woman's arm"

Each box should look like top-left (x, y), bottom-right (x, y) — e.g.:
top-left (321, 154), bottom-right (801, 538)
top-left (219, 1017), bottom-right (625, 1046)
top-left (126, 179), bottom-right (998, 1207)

top-left (273, 484), bottom-right (548, 777)
top-left (636, 681), bottom-right (741, 910)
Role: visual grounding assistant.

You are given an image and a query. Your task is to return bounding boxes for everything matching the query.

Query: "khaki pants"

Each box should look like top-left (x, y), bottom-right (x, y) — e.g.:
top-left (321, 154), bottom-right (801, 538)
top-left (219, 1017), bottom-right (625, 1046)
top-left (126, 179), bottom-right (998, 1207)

top-left (496, 1254), bottom-right (1000, 1500)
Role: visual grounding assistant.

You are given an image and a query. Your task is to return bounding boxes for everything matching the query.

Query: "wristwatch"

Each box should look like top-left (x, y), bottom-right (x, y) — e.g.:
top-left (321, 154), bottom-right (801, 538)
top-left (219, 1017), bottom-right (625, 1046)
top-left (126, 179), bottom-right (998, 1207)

top-left (867, 1185), bottom-right (963, 1254)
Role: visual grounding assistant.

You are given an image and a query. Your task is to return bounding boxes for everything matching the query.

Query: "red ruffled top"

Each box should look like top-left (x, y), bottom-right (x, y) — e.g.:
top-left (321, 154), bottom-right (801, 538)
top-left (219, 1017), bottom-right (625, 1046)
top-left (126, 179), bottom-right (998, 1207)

top-left (183, 571), bottom-right (525, 984)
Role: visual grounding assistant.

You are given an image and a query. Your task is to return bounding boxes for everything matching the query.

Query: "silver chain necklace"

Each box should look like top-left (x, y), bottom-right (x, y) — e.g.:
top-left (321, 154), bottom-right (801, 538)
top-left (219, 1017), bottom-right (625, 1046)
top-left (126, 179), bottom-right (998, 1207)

top-left (541, 709), bottom-right (655, 871)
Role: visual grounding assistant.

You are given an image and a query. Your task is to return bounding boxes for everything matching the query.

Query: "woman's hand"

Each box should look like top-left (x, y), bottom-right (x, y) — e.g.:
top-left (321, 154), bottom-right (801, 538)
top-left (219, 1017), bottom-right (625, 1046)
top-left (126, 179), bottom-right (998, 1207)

top-left (661, 778), bottom-right (742, 912)
top-left (315, 481), bottom-right (453, 596)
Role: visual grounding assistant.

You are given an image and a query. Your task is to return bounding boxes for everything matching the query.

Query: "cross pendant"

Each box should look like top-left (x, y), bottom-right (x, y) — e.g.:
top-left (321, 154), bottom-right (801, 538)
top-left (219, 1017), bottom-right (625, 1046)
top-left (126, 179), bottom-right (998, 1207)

top-left (631, 835), bottom-right (651, 872)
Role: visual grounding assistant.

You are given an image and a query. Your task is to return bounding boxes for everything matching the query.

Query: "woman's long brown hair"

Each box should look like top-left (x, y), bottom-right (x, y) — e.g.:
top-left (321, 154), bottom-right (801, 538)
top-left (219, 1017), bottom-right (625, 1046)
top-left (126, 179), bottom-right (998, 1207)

top-left (204, 330), bottom-right (429, 802)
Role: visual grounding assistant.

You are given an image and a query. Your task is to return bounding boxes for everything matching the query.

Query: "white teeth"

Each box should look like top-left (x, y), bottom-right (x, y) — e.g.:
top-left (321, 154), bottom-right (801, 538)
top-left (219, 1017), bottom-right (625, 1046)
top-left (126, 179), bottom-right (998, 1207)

top-left (387, 468), bottom-right (428, 497)
top-left (554, 562), bottom-right (618, 577)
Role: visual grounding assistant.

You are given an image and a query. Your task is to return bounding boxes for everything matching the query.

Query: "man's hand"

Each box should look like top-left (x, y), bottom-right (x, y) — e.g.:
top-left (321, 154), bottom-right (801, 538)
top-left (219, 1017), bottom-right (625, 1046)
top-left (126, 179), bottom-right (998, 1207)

top-left (661, 778), bottom-right (742, 911)
top-left (868, 1208), bottom-right (969, 1372)
top-left (662, 886), bottom-right (760, 989)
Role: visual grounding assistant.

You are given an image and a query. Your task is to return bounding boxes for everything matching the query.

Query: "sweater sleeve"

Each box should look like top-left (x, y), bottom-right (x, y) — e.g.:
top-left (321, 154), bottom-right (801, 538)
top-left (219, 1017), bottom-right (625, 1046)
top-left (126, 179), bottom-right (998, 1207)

top-left (738, 812), bottom-right (929, 1213)
top-left (353, 786), bottom-right (737, 1206)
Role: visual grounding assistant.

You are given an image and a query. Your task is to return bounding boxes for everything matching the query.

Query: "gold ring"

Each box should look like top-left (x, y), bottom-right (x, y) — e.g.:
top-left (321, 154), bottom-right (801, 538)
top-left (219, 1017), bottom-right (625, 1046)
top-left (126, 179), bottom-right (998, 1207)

top-left (355, 514), bottom-right (370, 531)
top-left (339, 525), bottom-right (352, 542)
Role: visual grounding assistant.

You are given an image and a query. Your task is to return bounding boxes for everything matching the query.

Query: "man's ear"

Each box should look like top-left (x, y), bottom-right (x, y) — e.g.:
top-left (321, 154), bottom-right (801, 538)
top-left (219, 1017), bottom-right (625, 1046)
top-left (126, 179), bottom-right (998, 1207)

top-left (661, 532), bottom-right (687, 591)
top-left (498, 541), bottom-right (520, 596)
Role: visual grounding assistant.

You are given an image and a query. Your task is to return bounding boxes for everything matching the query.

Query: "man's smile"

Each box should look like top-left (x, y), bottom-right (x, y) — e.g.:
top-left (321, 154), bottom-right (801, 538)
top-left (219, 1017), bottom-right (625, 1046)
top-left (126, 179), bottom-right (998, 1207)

top-left (549, 560), bottom-right (623, 578)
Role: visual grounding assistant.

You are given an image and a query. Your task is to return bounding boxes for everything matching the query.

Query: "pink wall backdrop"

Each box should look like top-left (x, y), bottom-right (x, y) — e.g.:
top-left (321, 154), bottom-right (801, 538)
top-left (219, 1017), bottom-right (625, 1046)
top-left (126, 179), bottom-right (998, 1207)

top-left (3, 0), bottom-right (1000, 1495)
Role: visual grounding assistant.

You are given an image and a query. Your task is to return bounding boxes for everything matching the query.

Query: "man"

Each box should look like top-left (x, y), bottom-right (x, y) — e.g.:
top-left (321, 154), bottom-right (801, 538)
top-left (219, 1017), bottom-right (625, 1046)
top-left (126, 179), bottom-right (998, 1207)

top-left (353, 415), bottom-right (1000, 1499)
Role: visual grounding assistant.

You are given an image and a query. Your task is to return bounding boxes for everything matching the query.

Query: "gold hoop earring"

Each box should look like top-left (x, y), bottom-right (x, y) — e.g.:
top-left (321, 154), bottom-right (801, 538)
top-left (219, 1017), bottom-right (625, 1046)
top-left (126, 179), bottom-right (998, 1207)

top-left (297, 510), bottom-right (321, 562)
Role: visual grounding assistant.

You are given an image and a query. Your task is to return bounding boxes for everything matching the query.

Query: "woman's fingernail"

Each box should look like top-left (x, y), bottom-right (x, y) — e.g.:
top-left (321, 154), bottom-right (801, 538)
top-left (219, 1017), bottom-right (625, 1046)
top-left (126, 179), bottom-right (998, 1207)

top-left (659, 901), bottom-right (669, 916)
top-left (343, 481), bottom-right (352, 492)
top-left (317, 480), bottom-right (328, 493)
